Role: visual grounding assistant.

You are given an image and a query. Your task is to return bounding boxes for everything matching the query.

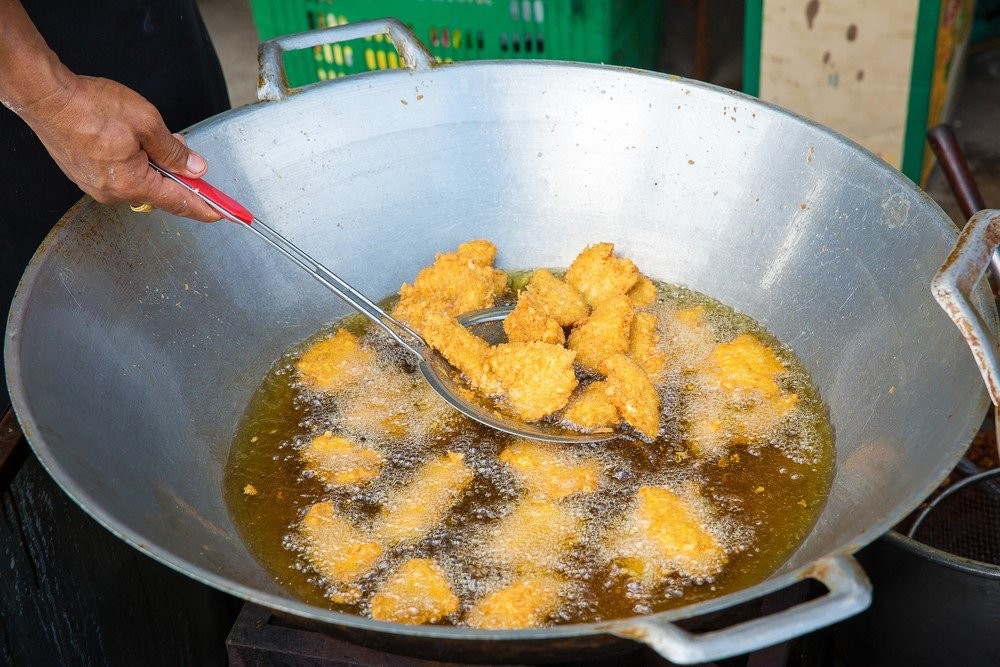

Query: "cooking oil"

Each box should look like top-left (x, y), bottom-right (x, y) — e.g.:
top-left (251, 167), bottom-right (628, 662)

top-left (223, 278), bottom-right (834, 624)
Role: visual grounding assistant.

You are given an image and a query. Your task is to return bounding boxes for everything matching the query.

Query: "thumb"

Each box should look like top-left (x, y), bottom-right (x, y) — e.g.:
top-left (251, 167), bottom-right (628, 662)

top-left (143, 125), bottom-right (208, 178)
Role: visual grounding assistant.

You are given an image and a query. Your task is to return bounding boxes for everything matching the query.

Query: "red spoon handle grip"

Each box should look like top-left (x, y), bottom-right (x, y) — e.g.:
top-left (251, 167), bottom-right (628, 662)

top-left (149, 163), bottom-right (255, 225)
top-left (168, 172), bottom-right (255, 225)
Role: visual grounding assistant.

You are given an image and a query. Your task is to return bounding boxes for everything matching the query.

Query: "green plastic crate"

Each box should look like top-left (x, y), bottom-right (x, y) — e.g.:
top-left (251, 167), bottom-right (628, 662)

top-left (249, 0), bottom-right (665, 88)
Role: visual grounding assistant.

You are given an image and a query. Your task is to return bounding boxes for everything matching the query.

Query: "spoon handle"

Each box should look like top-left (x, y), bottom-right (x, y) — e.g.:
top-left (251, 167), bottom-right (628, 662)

top-left (149, 163), bottom-right (429, 358)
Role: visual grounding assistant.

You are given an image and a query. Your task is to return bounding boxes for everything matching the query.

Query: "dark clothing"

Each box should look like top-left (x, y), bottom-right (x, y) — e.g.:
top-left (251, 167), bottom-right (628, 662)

top-left (0, 0), bottom-right (229, 403)
top-left (0, 3), bottom-right (236, 663)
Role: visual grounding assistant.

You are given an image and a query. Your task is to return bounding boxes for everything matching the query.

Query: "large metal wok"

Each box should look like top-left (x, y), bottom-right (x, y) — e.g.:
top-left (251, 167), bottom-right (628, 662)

top-left (5, 20), bottom-right (995, 664)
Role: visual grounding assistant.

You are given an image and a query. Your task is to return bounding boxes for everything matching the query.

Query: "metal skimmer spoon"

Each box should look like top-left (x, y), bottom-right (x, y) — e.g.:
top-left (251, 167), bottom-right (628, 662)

top-left (152, 165), bottom-right (614, 444)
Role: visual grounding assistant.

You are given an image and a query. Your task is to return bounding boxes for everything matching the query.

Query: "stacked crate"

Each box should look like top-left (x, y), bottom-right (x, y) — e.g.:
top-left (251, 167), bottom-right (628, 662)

top-left (249, 0), bottom-right (665, 87)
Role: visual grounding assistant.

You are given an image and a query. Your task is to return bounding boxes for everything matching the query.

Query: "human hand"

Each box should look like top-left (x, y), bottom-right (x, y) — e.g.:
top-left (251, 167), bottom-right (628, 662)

top-left (19, 74), bottom-right (221, 222)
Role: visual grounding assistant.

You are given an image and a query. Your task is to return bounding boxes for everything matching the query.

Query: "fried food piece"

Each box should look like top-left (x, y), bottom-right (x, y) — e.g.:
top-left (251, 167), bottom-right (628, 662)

top-left (607, 486), bottom-right (726, 582)
top-left (465, 572), bottom-right (565, 629)
top-left (504, 268), bottom-right (594, 344)
top-left (602, 354), bottom-right (660, 439)
top-left (524, 269), bottom-right (590, 327)
top-left (499, 439), bottom-right (600, 499)
top-left (486, 498), bottom-right (583, 571)
top-left (564, 243), bottom-right (640, 308)
top-left (487, 342), bottom-right (579, 421)
top-left (375, 451), bottom-right (474, 546)
top-left (336, 364), bottom-right (459, 441)
top-left (296, 329), bottom-right (375, 393)
top-left (390, 297), bottom-right (442, 336)
top-left (630, 312), bottom-right (667, 378)
top-left (707, 333), bottom-right (786, 397)
top-left (504, 293), bottom-right (565, 345)
top-left (628, 275), bottom-right (658, 308)
top-left (562, 381), bottom-right (620, 431)
top-left (683, 333), bottom-right (800, 457)
top-left (392, 241), bottom-right (508, 329)
top-left (685, 383), bottom-right (800, 458)
top-left (456, 239), bottom-right (498, 267)
top-left (301, 432), bottom-right (384, 486)
top-left (674, 305), bottom-right (706, 329)
top-left (420, 311), bottom-right (500, 395)
top-left (369, 558), bottom-right (460, 625)
top-left (567, 294), bottom-right (634, 373)
top-left (663, 305), bottom-right (715, 372)
top-left (299, 502), bottom-right (383, 603)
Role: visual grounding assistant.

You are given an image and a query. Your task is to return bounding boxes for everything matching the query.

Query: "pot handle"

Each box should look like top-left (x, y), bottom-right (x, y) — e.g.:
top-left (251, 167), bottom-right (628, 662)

top-left (258, 18), bottom-right (436, 102)
top-left (612, 555), bottom-right (871, 664)
top-left (932, 208), bottom-right (1000, 407)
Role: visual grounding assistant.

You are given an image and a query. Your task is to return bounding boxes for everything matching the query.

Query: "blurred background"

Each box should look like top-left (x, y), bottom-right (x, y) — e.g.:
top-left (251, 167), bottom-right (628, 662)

top-left (199, 0), bottom-right (1000, 203)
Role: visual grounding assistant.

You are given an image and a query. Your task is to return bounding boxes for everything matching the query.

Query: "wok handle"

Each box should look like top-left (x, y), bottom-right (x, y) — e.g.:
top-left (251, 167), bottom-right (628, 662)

top-left (613, 555), bottom-right (871, 664)
top-left (258, 19), bottom-right (436, 102)
top-left (932, 209), bottom-right (1000, 407)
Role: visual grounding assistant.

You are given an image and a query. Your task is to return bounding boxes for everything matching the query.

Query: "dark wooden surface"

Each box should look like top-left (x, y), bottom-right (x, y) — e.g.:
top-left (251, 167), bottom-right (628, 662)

top-left (0, 453), bottom-right (239, 665)
top-left (0, 408), bottom-right (26, 492)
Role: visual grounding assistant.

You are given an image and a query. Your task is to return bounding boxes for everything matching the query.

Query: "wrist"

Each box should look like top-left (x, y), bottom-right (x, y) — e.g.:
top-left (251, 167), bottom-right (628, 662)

top-left (6, 55), bottom-right (78, 123)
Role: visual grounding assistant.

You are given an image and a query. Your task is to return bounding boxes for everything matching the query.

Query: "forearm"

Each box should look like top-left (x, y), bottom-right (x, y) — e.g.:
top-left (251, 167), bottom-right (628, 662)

top-left (0, 0), bottom-right (75, 118)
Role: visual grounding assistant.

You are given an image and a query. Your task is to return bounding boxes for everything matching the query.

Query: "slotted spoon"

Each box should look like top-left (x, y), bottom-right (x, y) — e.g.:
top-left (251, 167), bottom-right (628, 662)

top-left (151, 164), bottom-right (614, 444)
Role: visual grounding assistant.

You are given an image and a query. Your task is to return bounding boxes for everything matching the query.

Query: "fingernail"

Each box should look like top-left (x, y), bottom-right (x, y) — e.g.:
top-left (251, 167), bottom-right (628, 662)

top-left (186, 152), bottom-right (207, 175)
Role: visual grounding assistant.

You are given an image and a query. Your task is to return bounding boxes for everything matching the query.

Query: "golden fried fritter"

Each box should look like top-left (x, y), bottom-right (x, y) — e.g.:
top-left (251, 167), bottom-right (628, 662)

top-left (602, 354), bottom-right (660, 439)
top-left (390, 297), bottom-right (441, 336)
top-left (524, 269), bottom-right (590, 327)
top-left (567, 294), bottom-right (634, 373)
top-left (682, 333), bottom-right (801, 457)
top-left (419, 311), bottom-right (500, 395)
top-left (674, 305), bottom-right (706, 329)
top-left (336, 363), bottom-right (458, 441)
top-left (607, 486), bottom-right (726, 583)
top-left (301, 432), bottom-right (384, 486)
top-left (499, 439), bottom-right (600, 499)
top-left (296, 329), bottom-right (375, 393)
top-left (504, 293), bottom-right (565, 345)
top-left (299, 502), bottom-right (383, 603)
top-left (685, 383), bottom-right (799, 459)
top-left (375, 452), bottom-right (474, 546)
top-left (487, 342), bottom-right (579, 421)
top-left (486, 498), bottom-right (583, 571)
top-left (663, 305), bottom-right (715, 372)
top-left (707, 333), bottom-right (786, 397)
top-left (684, 403), bottom-right (738, 458)
top-left (564, 243), bottom-right (640, 308)
top-left (392, 240), bottom-right (508, 330)
top-left (465, 572), bottom-right (564, 629)
top-left (456, 239), bottom-right (498, 267)
top-left (628, 275), bottom-right (658, 308)
top-left (369, 558), bottom-right (460, 624)
top-left (629, 312), bottom-right (667, 378)
top-left (562, 381), bottom-right (620, 431)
